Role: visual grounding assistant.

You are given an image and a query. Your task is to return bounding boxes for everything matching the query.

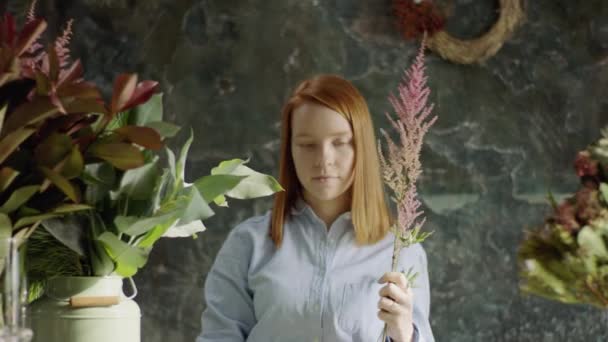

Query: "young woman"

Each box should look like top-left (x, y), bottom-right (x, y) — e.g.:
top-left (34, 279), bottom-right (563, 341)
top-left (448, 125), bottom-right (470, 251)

top-left (197, 75), bottom-right (434, 342)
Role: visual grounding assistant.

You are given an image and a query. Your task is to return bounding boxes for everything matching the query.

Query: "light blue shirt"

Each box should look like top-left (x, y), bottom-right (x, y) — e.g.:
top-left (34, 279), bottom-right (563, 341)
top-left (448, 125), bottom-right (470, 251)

top-left (197, 200), bottom-right (434, 342)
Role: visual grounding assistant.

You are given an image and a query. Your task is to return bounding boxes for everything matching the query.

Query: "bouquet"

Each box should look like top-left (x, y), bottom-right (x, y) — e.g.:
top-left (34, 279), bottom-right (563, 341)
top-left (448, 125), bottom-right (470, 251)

top-left (518, 127), bottom-right (608, 308)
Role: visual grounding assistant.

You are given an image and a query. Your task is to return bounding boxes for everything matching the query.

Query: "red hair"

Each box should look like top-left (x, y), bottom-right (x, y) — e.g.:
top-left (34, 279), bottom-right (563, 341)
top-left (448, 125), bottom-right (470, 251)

top-left (270, 74), bottom-right (391, 247)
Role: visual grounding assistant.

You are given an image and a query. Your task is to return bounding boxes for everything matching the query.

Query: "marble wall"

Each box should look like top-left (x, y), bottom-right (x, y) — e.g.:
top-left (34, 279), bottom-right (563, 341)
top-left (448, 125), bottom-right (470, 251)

top-left (5, 0), bottom-right (608, 340)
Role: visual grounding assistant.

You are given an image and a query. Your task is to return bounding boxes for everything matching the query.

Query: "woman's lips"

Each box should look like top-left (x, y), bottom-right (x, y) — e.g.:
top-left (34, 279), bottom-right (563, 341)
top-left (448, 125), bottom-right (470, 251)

top-left (312, 176), bottom-right (336, 183)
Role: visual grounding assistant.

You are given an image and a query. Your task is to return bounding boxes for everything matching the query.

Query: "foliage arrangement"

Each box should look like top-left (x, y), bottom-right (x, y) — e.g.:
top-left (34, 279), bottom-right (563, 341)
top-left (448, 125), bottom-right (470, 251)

top-left (0, 3), bottom-right (282, 297)
top-left (519, 127), bottom-right (608, 308)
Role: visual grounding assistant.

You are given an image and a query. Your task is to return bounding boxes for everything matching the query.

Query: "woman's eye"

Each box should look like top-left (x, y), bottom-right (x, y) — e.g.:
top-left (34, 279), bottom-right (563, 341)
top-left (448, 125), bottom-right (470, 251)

top-left (299, 143), bottom-right (315, 149)
top-left (333, 140), bottom-right (350, 146)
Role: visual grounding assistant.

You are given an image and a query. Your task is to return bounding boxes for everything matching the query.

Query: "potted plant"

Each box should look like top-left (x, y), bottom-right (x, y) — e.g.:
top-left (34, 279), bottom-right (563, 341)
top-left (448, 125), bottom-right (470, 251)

top-left (0, 5), bottom-right (282, 342)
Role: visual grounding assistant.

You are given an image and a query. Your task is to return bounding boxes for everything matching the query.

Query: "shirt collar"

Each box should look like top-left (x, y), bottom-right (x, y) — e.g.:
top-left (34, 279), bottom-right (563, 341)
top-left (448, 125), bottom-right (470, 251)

top-left (290, 197), bottom-right (352, 222)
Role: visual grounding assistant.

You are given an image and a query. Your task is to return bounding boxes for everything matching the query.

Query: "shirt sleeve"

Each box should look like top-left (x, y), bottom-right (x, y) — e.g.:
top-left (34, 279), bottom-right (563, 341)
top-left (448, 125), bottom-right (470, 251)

top-left (196, 226), bottom-right (256, 342)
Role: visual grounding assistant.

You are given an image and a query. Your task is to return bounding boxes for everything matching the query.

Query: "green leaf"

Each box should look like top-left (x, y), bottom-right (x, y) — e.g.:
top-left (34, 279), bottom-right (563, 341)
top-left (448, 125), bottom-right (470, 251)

top-left (114, 160), bottom-right (160, 200)
top-left (39, 166), bottom-right (81, 203)
top-left (130, 93), bottom-right (163, 126)
top-left (41, 216), bottom-right (86, 256)
top-left (0, 104), bottom-right (6, 134)
top-left (61, 147), bottom-right (84, 180)
top-left (117, 213), bottom-right (176, 236)
top-left (14, 213), bottom-right (61, 229)
top-left (0, 185), bottom-right (39, 214)
top-left (83, 163), bottom-right (116, 205)
top-left (0, 127), bottom-right (37, 165)
top-left (33, 133), bottom-right (72, 167)
top-left (86, 211), bottom-right (116, 276)
top-left (135, 219), bottom-right (175, 248)
top-left (162, 221), bottom-right (206, 238)
top-left (176, 130), bottom-right (194, 184)
top-left (192, 174), bottom-right (247, 204)
top-left (150, 169), bottom-right (171, 212)
top-left (0, 167), bottom-right (19, 192)
top-left (600, 183), bottom-right (608, 204)
top-left (166, 147), bottom-right (176, 181)
top-left (577, 226), bottom-right (608, 258)
top-left (89, 142), bottom-right (145, 170)
top-left (51, 204), bottom-right (92, 214)
top-left (175, 186), bottom-right (214, 225)
top-left (210, 158), bottom-right (246, 176)
top-left (114, 216), bottom-right (139, 233)
top-left (145, 121), bottom-right (180, 138)
top-left (97, 232), bottom-right (148, 277)
top-left (210, 159), bottom-right (283, 199)
top-left (0, 213), bottom-right (12, 238)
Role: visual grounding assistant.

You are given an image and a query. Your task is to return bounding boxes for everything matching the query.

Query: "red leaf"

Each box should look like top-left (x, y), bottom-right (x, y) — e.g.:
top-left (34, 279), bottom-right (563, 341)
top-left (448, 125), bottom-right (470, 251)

top-left (57, 82), bottom-right (102, 100)
top-left (15, 18), bottom-right (47, 56)
top-left (110, 74), bottom-right (137, 114)
top-left (63, 98), bottom-right (108, 115)
top-left (1, 14), bottom-right (16, 47)
top-left (114, 125), bottom-right (163, 150)
top-left (121, 80), bottom-right (159, 111)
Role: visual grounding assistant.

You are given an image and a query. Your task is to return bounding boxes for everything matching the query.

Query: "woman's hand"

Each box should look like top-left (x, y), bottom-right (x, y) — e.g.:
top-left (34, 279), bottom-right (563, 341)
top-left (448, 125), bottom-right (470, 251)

top-left (377, 272), bottom-right (414, 342)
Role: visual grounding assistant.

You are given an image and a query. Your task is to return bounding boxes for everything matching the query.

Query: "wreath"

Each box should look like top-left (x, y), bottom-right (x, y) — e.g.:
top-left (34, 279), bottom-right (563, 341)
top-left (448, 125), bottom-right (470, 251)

top-left (393, 0), bottom-right (525, 64)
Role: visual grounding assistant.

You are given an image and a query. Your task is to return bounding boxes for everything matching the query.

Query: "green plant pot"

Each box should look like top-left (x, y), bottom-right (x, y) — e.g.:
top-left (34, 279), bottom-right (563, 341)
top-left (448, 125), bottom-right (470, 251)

top-left (28, 276), bottom-right (140, 342)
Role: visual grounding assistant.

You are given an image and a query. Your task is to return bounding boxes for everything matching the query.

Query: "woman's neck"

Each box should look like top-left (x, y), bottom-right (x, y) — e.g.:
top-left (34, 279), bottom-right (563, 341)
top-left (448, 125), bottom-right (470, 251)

top-left (303, 191), bottom-right (351, 229)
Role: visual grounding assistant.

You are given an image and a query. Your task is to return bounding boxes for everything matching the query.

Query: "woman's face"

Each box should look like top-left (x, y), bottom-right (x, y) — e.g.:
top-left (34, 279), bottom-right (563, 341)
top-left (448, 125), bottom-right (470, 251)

top-left (291, 101), bottom-right (355, 205)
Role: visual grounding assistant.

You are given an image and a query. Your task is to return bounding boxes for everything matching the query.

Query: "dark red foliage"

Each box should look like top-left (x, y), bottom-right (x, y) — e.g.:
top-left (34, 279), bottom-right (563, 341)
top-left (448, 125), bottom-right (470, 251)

top-left (393, 0), bottom-right (446, 40)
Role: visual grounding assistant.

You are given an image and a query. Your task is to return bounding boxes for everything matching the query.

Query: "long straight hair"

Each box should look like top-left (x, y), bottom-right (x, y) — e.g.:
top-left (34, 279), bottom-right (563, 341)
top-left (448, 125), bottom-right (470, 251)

top-left (270, 74), bottom-right (391, 247)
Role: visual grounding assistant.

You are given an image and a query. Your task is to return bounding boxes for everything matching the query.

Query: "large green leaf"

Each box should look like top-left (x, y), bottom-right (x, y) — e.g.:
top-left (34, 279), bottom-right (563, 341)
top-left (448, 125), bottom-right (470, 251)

top-left (174, 186), bottom-right (214, 225)
top-left (211, 159), bottom-right (283, 199)
top-left (210, 158), bottom-right (246, 176)
top-left (114, 160), bottom-right (160, 200)
top-left (130, 93), bottom-right (163, 126)
top-left (0, 185), bottom-right (39, 214)
top-left (116, 213), bottom-right (176, 236)
top-left (162, 221), bottom-right (206, 238)
top-left (0, 127), bottom-right (36, 165)
top-left (89, 142), bottom-right (145, 170)
top-left (145, 121), bottom-right (180, 138)
top-left (61, 147), bottom-right (84, 180)
top-left (192, 174), bottom-right (246, 205)
top-left (33, 133), bottom-right (72, 167)
top-left (91, 240), bottom-right (115, 276)
top-left (41, 216), bottom-right (86, 256)
top-left (97, 231), bottom-right (148, 277)
top-left (82, 163), bottom-right (116, 205)
top-left (39, 166), bottom-right (81, 203)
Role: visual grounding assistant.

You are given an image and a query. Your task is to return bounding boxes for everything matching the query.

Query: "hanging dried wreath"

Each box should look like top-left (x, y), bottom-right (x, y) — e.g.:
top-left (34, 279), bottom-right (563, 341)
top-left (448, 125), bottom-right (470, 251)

top-left (393, 0), bottom-right (525, 64)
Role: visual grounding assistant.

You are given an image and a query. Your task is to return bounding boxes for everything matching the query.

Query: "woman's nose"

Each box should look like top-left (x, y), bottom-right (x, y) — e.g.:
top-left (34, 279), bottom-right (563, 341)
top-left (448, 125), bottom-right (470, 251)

top-left (314, 143), bottom-right (334, 167)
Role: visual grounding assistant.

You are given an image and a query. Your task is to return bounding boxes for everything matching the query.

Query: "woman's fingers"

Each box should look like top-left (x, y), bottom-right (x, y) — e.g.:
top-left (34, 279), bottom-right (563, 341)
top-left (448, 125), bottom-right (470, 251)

top-left (378, 282), bottom-right (411, 306)
top-left (378, 271), bottom-right (409, 290)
